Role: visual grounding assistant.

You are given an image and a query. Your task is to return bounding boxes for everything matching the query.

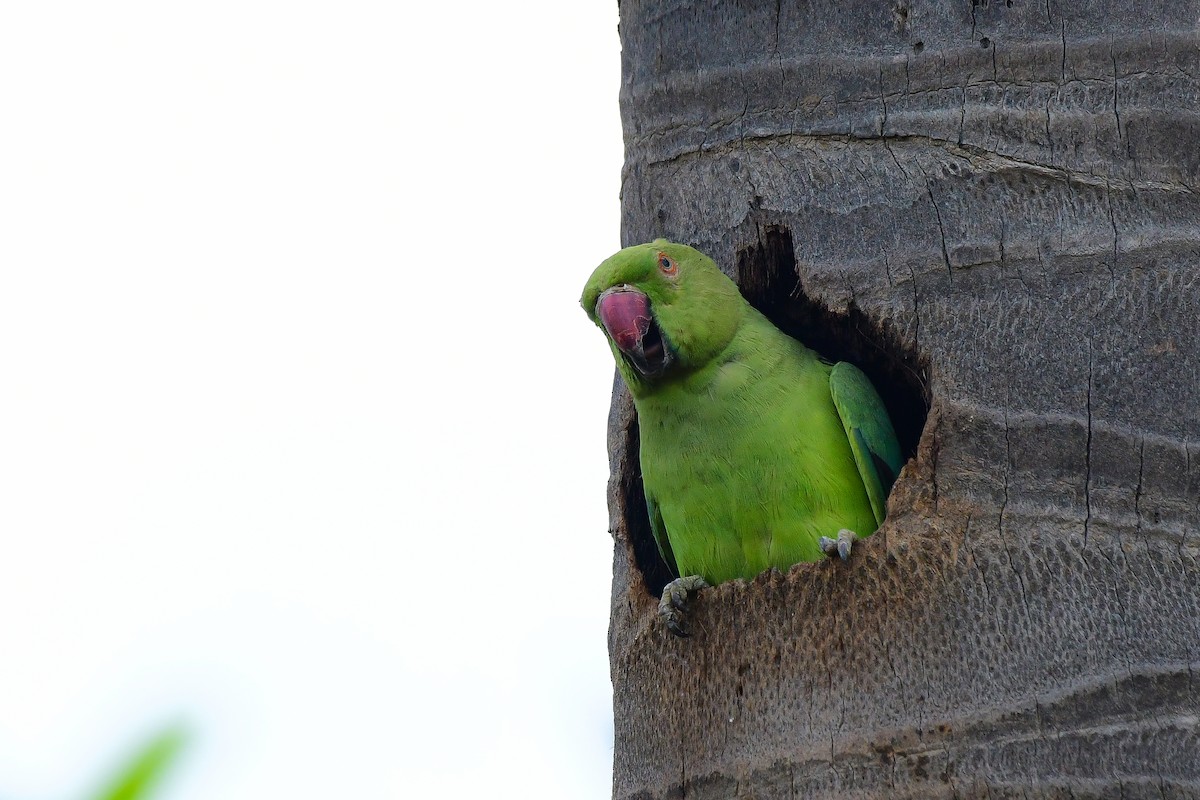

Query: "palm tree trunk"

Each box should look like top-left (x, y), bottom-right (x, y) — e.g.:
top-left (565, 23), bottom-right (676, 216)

top-left (607, 1), bottom-right (1200, 797)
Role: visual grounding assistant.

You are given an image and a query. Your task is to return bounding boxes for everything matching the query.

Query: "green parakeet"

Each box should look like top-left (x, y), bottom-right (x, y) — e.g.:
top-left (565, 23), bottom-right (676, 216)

top-left (582, 240), bottom-right (902, 635)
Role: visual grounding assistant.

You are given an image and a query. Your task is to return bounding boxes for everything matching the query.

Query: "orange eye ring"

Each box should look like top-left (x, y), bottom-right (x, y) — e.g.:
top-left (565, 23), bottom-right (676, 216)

top-left (656, 251), bottom-right (678, 276)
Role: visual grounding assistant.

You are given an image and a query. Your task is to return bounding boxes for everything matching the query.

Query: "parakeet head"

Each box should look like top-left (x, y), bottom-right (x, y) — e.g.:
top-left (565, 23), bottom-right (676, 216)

top-left (581, 239), bottom-right (744, 393)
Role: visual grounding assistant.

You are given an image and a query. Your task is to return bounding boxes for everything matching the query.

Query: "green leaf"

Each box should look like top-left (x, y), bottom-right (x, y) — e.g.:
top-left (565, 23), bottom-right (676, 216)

top-left (88, 725), bottom-right (188, 800)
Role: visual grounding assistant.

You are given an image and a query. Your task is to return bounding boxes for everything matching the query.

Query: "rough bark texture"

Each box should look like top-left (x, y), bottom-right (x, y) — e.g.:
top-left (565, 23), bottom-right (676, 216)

top-left (607, 2), bottom-right (1200, 798)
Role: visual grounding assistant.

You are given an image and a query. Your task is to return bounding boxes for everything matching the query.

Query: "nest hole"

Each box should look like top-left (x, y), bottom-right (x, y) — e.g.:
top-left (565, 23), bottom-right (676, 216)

top-left (624, 225), bottom-right (931, 597)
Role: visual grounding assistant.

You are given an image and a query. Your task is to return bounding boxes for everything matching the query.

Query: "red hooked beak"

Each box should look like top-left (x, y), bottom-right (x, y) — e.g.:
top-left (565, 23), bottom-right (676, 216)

top-left (596, 287), bottom-right (672, 378)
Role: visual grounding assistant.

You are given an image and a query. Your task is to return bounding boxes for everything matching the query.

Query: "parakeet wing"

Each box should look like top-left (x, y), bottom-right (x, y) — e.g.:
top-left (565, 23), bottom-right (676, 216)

top-left (646, 492), bottom-right (680, 577)
top-left (829, 361), bottom-right (903, 526)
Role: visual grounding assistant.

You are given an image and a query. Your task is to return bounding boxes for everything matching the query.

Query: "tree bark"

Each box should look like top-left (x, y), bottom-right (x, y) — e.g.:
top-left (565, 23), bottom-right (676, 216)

top-left (607, 2), bottom-right (1200, 797)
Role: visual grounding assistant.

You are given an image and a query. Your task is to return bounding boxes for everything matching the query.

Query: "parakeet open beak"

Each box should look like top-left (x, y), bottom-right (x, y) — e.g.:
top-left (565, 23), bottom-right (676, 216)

top-left (596, 286), bottom-right (673, 378)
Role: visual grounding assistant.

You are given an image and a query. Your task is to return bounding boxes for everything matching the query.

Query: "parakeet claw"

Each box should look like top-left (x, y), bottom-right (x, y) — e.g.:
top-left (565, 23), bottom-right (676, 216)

top-left (658, 575), bottom-right (710, 637)
top-left (819, 529), bottom-right (858, 561)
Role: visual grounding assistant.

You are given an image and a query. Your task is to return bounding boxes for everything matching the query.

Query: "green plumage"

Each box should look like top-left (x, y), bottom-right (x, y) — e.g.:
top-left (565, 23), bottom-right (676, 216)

top-left (582, 240), bottom-right (902, 585)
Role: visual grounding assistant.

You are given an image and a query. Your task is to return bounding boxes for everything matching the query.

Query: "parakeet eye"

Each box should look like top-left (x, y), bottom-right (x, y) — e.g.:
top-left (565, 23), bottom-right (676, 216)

top-left (657, 252), bottom-right (678, 276)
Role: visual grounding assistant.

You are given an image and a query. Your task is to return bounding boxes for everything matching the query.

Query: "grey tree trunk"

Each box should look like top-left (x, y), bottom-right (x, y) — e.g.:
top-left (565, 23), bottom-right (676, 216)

top-left (606, 2), bottom-right (1200, 798)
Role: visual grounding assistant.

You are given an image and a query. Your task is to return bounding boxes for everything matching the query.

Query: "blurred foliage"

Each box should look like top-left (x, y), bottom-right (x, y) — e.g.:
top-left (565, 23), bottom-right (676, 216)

top-left (88, 725), bottom-right (187, 800)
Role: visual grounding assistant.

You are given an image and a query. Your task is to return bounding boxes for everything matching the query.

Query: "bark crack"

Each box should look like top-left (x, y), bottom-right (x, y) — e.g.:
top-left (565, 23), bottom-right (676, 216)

top-left (1060, 19), bottom-right (1068, 83)
top-left (1000, 406), bottom-right (1011, 538)
top-left (637, 131), bottom-right (1196, 193)
top-left (957, 84), bottom-right (967, 145)
top-left (772, 0), bottom-right (785, 91)
top-left (907, 261), bottom-right (921, 364)
top-left (1110, 35), bottom-right (1123, 144)
top-left (1105, 178), bottom-right (1120, 295)
top-left (1043, 91), bottom-right (1053, 152)
top-left (1083, 340), bottom-right (1094, 548)
top-left (918, 166), bottom-right (955, 283)
top-left (1182, 442), bottom-right (1194, 559)
top-left (1134, 437), bottom-right (1145, 537)
top-left (878, 65), bottom-right (889, 135)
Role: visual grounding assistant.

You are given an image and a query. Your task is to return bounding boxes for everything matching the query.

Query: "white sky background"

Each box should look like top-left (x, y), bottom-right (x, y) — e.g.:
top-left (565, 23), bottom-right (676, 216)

top-left (0, 3), bottom-right (621, 797)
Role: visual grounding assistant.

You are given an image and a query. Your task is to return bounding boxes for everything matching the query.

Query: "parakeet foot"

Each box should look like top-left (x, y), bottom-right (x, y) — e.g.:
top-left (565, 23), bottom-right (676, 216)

top-left (658, 575), bottom-right (710, 637)
top-left (819, 529), bottom-right (858, 561)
